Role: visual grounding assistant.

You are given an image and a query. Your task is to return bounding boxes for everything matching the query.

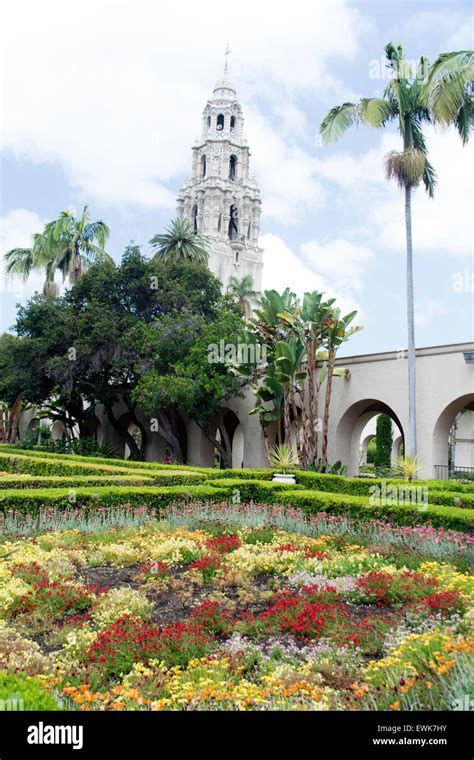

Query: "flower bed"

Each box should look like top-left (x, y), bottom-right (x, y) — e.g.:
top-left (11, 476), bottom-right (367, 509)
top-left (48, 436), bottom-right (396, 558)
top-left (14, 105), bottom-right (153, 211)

top-left (0, 503), bottom-right (472, 711)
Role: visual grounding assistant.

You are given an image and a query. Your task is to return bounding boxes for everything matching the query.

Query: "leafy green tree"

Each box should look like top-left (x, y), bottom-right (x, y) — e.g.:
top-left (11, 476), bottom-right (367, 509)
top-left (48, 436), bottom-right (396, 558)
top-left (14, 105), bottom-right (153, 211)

top-left (320, 43), bottom-right (473, 460)
top-left (6, 243), bottom-right (241, 462)
top-left (150, 218), bottom-right (209, 265)
top-left (374, 414), bottom-right (393, 470)
top-left (133, 305), bottom-right (245, 467)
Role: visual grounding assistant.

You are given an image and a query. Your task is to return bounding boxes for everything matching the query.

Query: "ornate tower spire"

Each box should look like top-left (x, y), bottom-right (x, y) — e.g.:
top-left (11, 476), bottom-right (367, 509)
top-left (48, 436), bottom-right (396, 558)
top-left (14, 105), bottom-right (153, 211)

top-left (176, 67), bottom-right (263, 291)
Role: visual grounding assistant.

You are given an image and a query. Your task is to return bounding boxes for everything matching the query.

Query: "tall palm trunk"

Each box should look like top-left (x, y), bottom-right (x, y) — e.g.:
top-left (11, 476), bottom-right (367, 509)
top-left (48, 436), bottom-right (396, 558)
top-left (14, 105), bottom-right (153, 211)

top-left (405, 183), bottom-right (417, 459)
top-left (321, 351), bottom-right (335, 468)
top-left (307, 336), bottom-right (319, 464)
top-left (283, 384), bottom-right (291, 445)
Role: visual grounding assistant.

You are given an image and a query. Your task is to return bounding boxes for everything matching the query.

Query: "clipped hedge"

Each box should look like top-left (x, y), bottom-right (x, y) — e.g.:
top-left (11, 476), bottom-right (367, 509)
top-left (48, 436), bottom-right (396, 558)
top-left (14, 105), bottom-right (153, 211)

top-left (0, 445), bottom-right (204, 473)
top-left (0, 452), bottom-right (206, 484)
top-left (280, 489), bottom-right (474, 532)
top-left (294, 471), bottom-right (474, 497)
top-left (206, 478), bottom-right (305, 502)
top-left (0, 474), bottom-right (156, 489)
top-left (0, 484), bottom-right (230, 514)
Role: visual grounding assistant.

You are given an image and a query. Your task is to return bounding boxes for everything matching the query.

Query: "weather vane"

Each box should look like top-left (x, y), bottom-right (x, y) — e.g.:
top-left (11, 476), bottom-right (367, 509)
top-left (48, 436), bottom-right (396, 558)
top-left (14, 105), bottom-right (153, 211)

top-left (224, 43), bottom-right (231, 74)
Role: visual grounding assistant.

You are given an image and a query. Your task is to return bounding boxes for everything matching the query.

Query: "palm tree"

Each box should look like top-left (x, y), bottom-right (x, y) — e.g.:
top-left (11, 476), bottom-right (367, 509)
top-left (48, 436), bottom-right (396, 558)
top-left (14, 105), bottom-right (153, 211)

top-left (227, 274), bottom-right (256, 318)
top-left (3, 205), bottom-right (111, 294)
top-left (320, 43), bottom-right (472, 459)
top-left (3, 231), bottom-right (58, 296)
top-left (150, 218), bottom-right (209, 265)
top-left (44, 205), bottom-right (111, 283)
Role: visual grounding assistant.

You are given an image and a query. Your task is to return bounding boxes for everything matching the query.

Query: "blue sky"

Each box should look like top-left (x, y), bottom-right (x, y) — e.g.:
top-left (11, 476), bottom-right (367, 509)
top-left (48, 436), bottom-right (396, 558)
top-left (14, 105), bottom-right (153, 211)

top-left (1, 0), bottom-right (473, 356)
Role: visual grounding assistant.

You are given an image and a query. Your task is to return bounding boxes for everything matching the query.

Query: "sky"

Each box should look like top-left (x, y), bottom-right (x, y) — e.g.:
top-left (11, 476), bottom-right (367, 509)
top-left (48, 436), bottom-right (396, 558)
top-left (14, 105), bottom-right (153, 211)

top-left (0, 0), bottom-right (473, 357)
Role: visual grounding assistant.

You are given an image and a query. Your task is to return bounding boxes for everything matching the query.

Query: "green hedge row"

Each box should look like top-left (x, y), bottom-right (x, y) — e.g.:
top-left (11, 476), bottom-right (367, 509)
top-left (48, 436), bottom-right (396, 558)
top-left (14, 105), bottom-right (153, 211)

top-left (0, 484), bottom-right (230, 514)
top-left (0, 452), bottom-right (207, 483)
top-left (206, 478), bottom-right (305, 502)
top-left (281, 489), bottom-right (474, 532)
top-left (294, 471), bottom-right (474, 496)
top-left (0, 477), bottom-right (472, 531)
top-left (208, 478), bottom-right (474, 531)
top-left (0, 474), bottom-right (156, 489)
top-left (0, 445), bottom-right (204, 473)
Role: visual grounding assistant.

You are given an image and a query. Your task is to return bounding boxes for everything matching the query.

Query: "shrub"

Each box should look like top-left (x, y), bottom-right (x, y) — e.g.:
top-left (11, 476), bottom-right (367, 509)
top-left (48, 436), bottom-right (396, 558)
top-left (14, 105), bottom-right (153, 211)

top-left (0, 484), bottom-right (230, 515)
top-left (0, 672), bottom-right (60, 710)
top-left (374, 414), bottom-right (393, 471)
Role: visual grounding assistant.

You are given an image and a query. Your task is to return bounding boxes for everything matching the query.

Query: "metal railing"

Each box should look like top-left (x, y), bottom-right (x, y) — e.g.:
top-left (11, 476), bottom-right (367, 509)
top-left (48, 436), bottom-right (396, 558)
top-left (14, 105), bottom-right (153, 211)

top-left (434, 465), bottom-right (474, 481)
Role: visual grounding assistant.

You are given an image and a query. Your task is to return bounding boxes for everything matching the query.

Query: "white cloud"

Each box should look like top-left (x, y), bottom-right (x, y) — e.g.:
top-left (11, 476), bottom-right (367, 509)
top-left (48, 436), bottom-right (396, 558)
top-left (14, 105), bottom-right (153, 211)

top-left (1, 0), bottom-right (363, 217)
top-left (316, 127), bottom-right (474, 259)
top-left (300, 238), bottom-right (375, 291)
top-left (261, 232), bottom-right (363, 316)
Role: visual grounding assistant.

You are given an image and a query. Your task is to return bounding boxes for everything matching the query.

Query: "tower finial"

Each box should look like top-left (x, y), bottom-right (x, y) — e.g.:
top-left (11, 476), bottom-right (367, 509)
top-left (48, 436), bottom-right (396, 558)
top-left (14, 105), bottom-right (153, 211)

top-left (224, 43), bottom-right (231, 74)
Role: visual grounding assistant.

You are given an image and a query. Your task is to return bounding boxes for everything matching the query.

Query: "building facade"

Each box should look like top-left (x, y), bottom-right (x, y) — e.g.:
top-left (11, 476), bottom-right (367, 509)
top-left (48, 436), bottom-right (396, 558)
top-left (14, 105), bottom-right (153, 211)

top-left (176, 72), bottom-right (263, 291)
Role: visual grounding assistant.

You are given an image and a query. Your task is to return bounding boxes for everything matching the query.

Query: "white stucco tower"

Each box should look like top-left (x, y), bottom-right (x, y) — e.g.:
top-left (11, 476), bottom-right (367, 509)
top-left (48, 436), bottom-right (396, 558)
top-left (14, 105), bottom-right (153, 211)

top-left (176, 70), bottom-right (263, 291)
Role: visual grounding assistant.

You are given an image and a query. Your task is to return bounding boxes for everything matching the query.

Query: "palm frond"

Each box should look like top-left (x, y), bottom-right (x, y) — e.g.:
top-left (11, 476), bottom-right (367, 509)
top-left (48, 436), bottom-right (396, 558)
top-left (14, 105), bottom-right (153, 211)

top-left (319, 103), bottom-right (358, 144)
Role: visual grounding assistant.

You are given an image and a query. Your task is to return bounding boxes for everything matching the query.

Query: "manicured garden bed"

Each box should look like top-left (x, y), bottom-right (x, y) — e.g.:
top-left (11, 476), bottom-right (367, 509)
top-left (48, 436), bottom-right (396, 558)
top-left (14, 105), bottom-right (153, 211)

top-left (0, 503), bottom-right (472, 711)
top-left (1, 447), bottom-right (473, 531)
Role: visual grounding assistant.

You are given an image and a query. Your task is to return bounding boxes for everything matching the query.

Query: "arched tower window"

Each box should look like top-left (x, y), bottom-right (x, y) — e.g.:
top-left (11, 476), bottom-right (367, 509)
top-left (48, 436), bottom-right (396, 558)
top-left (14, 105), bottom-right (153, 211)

top-left (200, 154), bottom-right (206, 178)
top-left (207, 115), bottom-right (211, 128)
top-left (192, 204), bottom-right (198, 232)
top-left (230, 115), bottom-right (235, 131)
top-left (217, 213), bottom-right (222, 233)
top-left (229, 205), bottom-right (238, 240)
top-left (229, 154), bottom-right (237, 181)
top-left (216, 113), bottom-right (224, 131)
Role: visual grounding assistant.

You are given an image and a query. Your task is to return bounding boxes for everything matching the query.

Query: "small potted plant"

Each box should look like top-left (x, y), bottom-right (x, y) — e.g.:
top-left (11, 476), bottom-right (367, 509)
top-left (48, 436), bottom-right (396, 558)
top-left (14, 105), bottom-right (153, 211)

top-left (268, 443), bottom-right (298, 484)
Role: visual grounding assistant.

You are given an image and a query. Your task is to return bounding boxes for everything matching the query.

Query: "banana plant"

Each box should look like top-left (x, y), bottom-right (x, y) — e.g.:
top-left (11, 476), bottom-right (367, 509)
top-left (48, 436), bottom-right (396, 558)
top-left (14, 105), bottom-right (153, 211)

top-left (274, 337), bottom-right (306, 458)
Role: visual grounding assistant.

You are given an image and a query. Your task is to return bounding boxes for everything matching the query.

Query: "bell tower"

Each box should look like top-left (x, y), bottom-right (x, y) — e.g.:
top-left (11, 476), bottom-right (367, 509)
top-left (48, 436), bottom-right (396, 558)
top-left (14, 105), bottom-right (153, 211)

top-left (176, 65), bottom-right (263, 291)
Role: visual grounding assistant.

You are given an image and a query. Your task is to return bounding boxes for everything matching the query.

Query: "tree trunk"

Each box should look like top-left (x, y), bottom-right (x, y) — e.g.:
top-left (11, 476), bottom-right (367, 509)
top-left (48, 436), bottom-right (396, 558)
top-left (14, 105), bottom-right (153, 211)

top-left (103, 402), bottom-right (142, 460)
top-left (6, 398), bottom-right (22, 443)
top-left (199, 414), bottom-right (233, 469)
top-left (290, 389), bottom-right (301, 460)
top-left (306, 336), bottom-right (319, 464)
top-left (255, 391), bottom-right (270, 457)
top-left (321, 351), bottom-right (335, 468)
top-left (125, 398), bottom-right (148, 460)
top-left (157, 411), bottom-right (183, 462)
top-left (283, 384), bottom-right (291, 446)
top-left (405, 183), bottom-right (417, 459)
top-left (298, 382), bottom-right (309, 467)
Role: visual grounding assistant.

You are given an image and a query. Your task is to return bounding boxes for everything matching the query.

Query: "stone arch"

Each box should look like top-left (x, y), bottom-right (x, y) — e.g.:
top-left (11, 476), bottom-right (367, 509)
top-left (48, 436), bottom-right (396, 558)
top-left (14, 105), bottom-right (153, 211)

top-left (432, 393), bottom-right (474, 478)
top-left (200, 154), bottom-right (206, 178)
top-left (51, 420), bottom-right (67, 442)
top-left (216, 113), bottom-right (224, 131)
top-left (334, 399), bottom-right (405, 477)
top-left (391, 435), bottom-right (404, 466)
top-left (360, 433), bottom-right (376, 466)
top-left (124, 420), bottom-right (143, 460)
